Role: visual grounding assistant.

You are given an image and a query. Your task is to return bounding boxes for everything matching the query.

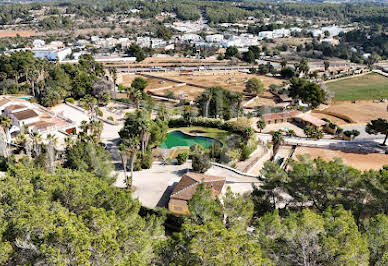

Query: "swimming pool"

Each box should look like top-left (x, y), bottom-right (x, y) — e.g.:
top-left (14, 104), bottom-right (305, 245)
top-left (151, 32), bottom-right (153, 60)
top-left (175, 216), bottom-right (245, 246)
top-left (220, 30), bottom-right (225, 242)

top-left (159, 130), bottom-right (221, 149)
top-left (18, 97), bottom-right (32, 101)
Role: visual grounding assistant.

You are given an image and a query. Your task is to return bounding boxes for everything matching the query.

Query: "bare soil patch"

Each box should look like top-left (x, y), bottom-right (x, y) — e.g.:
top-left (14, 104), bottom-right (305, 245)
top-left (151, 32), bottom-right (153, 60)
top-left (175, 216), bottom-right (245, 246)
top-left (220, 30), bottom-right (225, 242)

top-left (323, 102), bottom-right (388, 123)
top-left (152, 71), bottom-right (284, 94)
top-left (310, 112), bottom-right (348, 125)
top-left (293, 147), bottom-right (388, 171)
top-left (0, 30), bottom-right (35, 38)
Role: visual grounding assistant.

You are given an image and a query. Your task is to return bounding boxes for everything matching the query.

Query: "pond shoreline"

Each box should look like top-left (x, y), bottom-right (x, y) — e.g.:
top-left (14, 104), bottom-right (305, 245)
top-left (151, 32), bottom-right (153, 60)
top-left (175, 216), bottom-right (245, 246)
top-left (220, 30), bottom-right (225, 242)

top-left (160, 130), bottom-right (223, 149)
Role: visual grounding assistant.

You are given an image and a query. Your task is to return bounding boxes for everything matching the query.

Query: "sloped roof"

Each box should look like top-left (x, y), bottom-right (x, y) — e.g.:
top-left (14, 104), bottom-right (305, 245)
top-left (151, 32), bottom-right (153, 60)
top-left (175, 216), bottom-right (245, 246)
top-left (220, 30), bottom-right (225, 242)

top-left (261, 110), bottom-right (302, 121)
top-left (170, 172), bottom-right (226, 201)
top-left (5, 104), bottom-right (26, 111)
top-left (295, 113), bottom-right (326, 127)
top-left (12, 109), bottom-right (39, 121)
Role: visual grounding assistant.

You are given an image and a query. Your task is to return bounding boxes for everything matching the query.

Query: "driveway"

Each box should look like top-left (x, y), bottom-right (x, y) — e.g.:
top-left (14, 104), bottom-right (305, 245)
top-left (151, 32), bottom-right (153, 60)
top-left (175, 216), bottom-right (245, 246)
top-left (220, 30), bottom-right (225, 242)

top-left (114, 161), bottom-right (262, 209)
top-left (119, 162), bottom-right (191, 208)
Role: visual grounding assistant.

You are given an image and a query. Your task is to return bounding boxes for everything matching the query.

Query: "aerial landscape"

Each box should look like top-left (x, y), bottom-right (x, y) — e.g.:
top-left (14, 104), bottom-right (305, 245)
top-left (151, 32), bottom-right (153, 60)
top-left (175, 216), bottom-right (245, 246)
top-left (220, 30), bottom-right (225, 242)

top-left (0, 0), bottom-right (387, 264)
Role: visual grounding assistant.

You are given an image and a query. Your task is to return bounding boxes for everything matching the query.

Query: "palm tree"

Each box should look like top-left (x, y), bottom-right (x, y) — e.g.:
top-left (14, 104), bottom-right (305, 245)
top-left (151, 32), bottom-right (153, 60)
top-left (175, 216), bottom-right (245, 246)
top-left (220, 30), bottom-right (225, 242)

top-left (256, 119), bottom-right (266, 133)
top-left (286, 129), bottom-right (296, 137)
top-left (118, 143), bottom-right (130, 184)
top-left (0, 116), bottom-right (11, 147)
top-left (80, 95), bottom-right (98, 120)
top-left (46, 134), bottom-right (57, 173)
top-left (271, 130), bottom-right (284, 160)
top-left (30, 132), bottom-right (42, 157)
top-left (109, 66), bottom-right (118, 98)
top-left (125, 137), bottom-right (140, 189)
top-left (204, 89), bottom-right (213, 118)
top-left (90, 120), bottom-right (103, 140)
top-left (131, 89), bottom-right (143, 109)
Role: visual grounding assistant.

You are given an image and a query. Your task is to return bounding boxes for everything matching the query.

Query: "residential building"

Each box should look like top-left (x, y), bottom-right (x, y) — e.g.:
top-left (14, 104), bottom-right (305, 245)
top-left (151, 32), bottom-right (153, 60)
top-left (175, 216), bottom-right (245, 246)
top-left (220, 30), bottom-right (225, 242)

top-left (205, 34), bottom-right (224, 43)
top-left (151, 38), bottom-right (167, 48)
top-left (272, 29), bottom-right (291, 38)
top-left (9, 109), bottom-right (40, 128)
top-left (32, 47), bottom-right (72, 62)
top-left (181, 34), bottom-right (202, 42)
top-left (321, 25), bottom-right (344, 37)
top-left (32, 39), bottom-right (45, 48)
top-left (294, 113), bottom-right (327, 128)
top-left (168, 172), bottom-right (226, 215)
top-left (261, 110), bottom-right (326, 128)
top-left (0, 96), bottom-right (75, 135)
top-left (136, 37), bottom-right (151, 48)
top-left (261, 110), bottom-right (302, 125)
top-left (259, 31), bottom-right (273, 39)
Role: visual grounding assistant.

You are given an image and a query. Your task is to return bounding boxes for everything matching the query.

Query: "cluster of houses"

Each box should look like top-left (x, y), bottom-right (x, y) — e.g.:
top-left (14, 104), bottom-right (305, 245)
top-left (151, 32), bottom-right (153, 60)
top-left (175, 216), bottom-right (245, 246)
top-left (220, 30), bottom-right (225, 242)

top-left (0, 96), bottom-right (75, 137)
top-left (5, 21), bottom-right (350, 63)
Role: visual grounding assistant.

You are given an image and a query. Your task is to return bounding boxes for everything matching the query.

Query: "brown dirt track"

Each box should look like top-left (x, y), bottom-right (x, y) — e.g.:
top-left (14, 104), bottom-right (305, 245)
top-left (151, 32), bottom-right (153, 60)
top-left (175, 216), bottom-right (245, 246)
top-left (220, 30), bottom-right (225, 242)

top-left (293, 147), bottom-right (388, 171)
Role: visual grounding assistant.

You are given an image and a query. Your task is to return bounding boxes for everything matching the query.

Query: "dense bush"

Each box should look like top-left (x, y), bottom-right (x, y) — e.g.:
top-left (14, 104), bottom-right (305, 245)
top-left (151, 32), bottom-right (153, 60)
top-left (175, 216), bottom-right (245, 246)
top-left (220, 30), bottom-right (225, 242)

top-left (141, 151), bottom-right (153, 169)
top-left (65, 97), bottom-right (75, 104)
top-left (176, 151), bottom-right (189, 165)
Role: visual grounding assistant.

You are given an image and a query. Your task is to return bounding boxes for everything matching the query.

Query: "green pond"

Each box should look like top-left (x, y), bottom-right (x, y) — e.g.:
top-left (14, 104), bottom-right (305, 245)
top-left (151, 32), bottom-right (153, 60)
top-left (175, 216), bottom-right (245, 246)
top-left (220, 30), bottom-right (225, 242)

top-left (159, 130), bottom-right (221, 149)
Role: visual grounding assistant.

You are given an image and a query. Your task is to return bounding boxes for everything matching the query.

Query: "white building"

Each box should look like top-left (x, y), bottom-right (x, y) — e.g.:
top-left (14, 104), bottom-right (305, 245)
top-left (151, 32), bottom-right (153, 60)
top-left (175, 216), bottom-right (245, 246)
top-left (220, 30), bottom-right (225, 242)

top-left (32, 47), bottom-right (72, 62)
top-left (205, 34), bottom-right (224, 43)
top-left (181, 34), bottom-right (202, 42)
top-left (91, 36), bottom-right (100, 43)
top-left (221, 34), bottom-right (259, 48)
top-left (310, 29), bottom-right (323, 38)
top-left (259, 31), bottom-right (273, 39)
top-left (272, 29), bottom-right (291, 38)
top-left (48, 41), bottom-right (64, 49)
top-left (136, 37), bottom-right (151, 48)
top-left (321, 25), bottom-right (344, 37)
top-left (33, 39), bottom-right (45, 48)
top-left (321, 38), bottom-right (339, 45)
top-left (9, 109), bottom-right (40, 128)
top-left (290, 27), bottom-right (302, 33)
top-left (151, 38), bottom-right (167, 48)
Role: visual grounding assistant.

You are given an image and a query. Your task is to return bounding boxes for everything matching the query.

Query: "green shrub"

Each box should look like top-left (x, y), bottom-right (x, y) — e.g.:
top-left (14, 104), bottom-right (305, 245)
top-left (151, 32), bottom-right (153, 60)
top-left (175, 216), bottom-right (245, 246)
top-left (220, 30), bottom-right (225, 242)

top-left (0, 156), bottom-right (8, 171)
top-left (65, 97), bottom-right (75, 104)
top-left (192, 151), bottom-right (211, 173)
top-left (141, 151), bottom-right (153, 169)
top-left (176, 151), bottom-right (189, 165)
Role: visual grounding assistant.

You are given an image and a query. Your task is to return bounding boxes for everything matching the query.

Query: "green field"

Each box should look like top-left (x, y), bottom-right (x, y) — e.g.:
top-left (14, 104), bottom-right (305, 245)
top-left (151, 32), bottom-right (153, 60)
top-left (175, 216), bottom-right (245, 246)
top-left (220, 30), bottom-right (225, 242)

top-left (326, 73), bottom-right (388, 101)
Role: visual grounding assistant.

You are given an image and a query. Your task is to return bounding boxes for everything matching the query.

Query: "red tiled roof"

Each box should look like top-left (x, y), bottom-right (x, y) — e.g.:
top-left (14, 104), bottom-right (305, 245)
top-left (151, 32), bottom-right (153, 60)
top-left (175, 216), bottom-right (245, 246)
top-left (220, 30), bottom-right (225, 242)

top-left (5, 104), bottom-right (26, 111)
top-left (295, 113), bottom-right (327, 127)
top-left (261, 110), bottom-right (302, 121)
top-left (170, 172), bottom-right (226, 201)
top-left (12, 109), bottom-right (39, 121)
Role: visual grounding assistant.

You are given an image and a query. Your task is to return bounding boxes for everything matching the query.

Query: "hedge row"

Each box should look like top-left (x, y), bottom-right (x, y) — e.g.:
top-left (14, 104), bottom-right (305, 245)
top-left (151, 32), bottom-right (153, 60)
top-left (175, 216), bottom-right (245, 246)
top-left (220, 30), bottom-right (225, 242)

top-left (168, 117), bottom-right (254, 138)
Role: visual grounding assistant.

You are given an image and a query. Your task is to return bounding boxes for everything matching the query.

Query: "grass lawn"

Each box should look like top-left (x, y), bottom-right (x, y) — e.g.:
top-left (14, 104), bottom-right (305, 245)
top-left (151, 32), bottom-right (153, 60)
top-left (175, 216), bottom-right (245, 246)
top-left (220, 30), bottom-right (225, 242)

top-left (169, 126), bottom-right (232, 144)
top-left (326, 73), bottom-right (388, 101)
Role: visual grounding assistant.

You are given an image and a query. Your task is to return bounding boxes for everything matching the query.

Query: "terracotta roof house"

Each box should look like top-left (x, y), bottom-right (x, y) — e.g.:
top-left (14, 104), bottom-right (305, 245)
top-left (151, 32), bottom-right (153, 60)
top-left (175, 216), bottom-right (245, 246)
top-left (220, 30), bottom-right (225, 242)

top-left (294, 113), bottom-right (327, 128)
top-left (261, 110), bottom-right (302, 124)
top-left (168, 172), bottom-right (226, 215)
top-left (10, 109), bottom-right (40, 127)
